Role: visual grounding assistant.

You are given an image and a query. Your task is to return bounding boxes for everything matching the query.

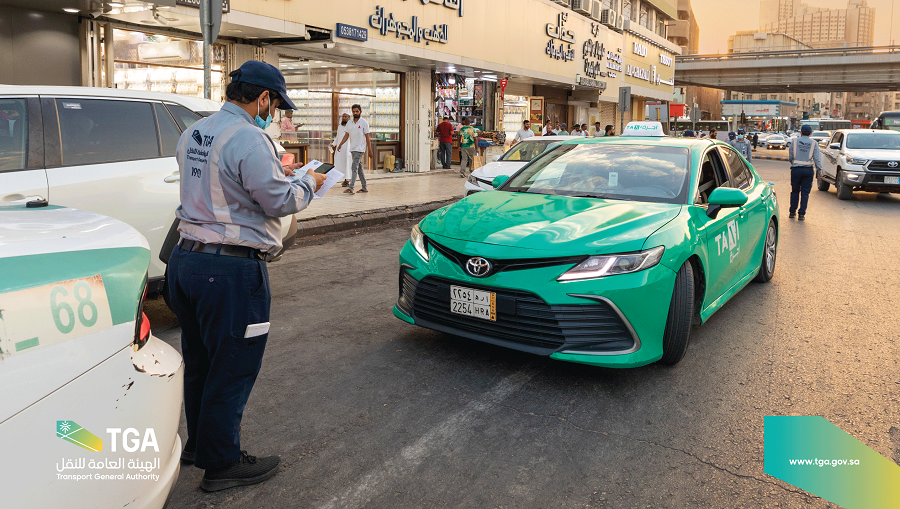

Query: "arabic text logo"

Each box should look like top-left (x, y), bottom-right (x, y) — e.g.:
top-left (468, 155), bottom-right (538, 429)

top-left (57, 420), bottom-right (103, 452)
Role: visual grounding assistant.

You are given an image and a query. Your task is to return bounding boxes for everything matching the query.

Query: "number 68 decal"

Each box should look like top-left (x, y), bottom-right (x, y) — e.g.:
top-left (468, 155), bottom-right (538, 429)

top-left (50, 281), bottom-right (100, 334)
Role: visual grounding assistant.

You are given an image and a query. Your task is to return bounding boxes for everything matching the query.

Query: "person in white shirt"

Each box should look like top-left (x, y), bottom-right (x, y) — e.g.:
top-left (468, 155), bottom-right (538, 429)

top-left (571, 125), bottom-right (584, 136)
top-left (332, 112), bottom-right (352, 187)
top-left (513, 120), bottom-right (534, 143)
top-left (337, 104), bottom-right (373, 194)
top-left (592, 121), bottom-right (604, 137)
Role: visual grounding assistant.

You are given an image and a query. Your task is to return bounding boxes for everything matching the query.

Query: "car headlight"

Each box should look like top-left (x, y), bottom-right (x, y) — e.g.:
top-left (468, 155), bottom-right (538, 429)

top-left (467, 174), bottom-right (478, 185)
top-left (847, 157), bottom-right (868, 165)
top-left (410, 224), bottom-right (429, 261)
top-left (557, 246), bottom-right (665, 281)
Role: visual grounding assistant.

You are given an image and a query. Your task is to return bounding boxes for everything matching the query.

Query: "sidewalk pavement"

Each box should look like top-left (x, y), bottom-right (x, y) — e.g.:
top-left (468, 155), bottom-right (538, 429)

top-left (752, 147), bottom-right (790, 162)
top-left (294, 167), bottom-right (468, 237)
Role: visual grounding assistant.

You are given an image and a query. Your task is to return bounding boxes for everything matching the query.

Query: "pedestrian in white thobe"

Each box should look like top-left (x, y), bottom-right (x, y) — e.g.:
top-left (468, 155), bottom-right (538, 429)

top-left (333, 112), bottom-right (352, 186)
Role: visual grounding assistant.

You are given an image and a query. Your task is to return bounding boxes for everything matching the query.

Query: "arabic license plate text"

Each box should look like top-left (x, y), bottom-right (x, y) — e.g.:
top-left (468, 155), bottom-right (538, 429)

top-left (885, 176), bottom-right (899, 185)
top-left (450, 285), bottom-right (496, 321)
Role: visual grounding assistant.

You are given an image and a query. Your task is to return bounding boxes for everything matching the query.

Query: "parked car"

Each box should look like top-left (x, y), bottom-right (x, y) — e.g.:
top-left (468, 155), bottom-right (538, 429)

top-left (464, 136), bottom-right (580, 194)
top-left (0, 86), bottom-right (297, 298)
top-left (818, 129), bottom-right (900, 199)
top-left (766, 135), bottom-right (788, 149)
top-left (395, 122), bottom-right (779, 368)
top-left (0, 203), bottom-right (183, 508)
top-left (810, 131), bottom-right (832, 145)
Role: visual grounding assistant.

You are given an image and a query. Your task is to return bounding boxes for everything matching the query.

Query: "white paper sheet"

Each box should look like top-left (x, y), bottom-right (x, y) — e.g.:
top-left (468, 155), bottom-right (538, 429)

top-left (312, 169), bottom-right (344, 200)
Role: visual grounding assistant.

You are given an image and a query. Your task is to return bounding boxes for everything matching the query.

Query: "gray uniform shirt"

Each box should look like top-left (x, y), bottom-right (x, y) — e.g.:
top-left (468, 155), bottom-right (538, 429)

top-left (730, 139), bottom-right (753, 162)
top-left (789, 136), bottom-right (823, 171)
top-left (175, 102), bottom-right (317, 258)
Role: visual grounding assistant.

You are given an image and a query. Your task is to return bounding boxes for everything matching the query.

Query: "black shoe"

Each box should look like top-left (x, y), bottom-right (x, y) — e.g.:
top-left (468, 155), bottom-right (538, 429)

top-left (788, 211), bottom-right (796, 218)
top-left (798, 214), bottom-right (805, 221)
top-left (180, 448), bottom-right (195, 465)
top-left (341, 180), bottom-right (349, 187)
top-left (200, 451), bottom-right (280, 492)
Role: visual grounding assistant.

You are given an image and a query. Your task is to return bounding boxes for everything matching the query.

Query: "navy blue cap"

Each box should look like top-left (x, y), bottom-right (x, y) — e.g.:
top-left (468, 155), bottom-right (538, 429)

top-left (231, 60), bottom-right (296, 110)
top-left (800, 124), bottom-right (812, 134)
top-left (683, 130), bottom-right (695, 137)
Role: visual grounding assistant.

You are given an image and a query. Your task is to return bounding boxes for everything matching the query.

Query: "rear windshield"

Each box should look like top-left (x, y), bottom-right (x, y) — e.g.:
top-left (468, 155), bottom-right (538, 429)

top-left (500, 140), bottom-right (553, 162)
top-left (812, 131), bottom-right (830, 137)
top-left (504, 144), bottom-right (691, 204)
top-left (845, 133), bottom-right (900, 150)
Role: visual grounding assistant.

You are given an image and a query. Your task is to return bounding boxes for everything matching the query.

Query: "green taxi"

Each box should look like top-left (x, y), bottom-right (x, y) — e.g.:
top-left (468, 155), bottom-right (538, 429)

top-left (393, 122), bottom-right (779, 368)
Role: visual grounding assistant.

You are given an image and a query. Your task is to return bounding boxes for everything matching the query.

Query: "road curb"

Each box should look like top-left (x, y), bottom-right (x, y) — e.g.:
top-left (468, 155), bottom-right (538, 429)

top-left (755, 155), bottom-right (790, 162)
top-left (295, 197), bottom-right (462, 237)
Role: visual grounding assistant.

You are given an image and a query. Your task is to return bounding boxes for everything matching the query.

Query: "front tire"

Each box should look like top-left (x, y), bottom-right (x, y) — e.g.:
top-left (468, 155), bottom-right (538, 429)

top-left (836, 170), bottom-right (853, 200)
top-left (659, 262), bottom-right (695, 366)
top-left (754, 219), bottom-right (777, 283)
top-left (817, 178), bottom-right (830, 191)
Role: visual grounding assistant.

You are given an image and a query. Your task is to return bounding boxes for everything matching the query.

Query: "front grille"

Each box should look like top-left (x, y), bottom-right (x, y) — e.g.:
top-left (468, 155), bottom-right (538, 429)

top-left (427, 237), bottom-right (586, 278)
top-left (867, 160), bottom-right (900, 172)
top-left (399, 273), bottom-right (634, 355)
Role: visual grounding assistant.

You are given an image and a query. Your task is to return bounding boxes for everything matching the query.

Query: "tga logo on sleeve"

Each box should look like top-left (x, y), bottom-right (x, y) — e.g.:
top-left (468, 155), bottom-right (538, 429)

top-left (192, 130), bottom-right (215, 147)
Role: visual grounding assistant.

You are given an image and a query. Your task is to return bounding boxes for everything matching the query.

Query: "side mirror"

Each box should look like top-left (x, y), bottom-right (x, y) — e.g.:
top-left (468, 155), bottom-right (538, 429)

top-left (829, 143), bottom-right (840, 149)
top-left (706, 188), bottom-right (748, 219)
top-left (492, 155), bottom-right (501, 162)
top-left (492, 175), bottom-right (510, 189)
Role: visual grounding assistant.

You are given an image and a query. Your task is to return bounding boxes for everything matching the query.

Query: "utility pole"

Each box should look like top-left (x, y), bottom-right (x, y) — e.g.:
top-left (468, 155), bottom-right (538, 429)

top-left (199, 0), bottom-right (222, 100)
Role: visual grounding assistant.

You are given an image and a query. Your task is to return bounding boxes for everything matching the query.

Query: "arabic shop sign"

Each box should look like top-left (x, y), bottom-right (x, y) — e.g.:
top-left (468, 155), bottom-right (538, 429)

top-left (577, 76), bottom-right (607, 91)
top-left (412, 0), bottom-right (464, 17)
top-left (625, 64), bottom-right (660, 85)
top-left (582, 35), bottom-right (604, 79)
top-left (546, 12), bottom-right (575, 62)
top-left (606, 49), bottom-right (622, 77)
top-left (369, 6), bottom-right (449, 45)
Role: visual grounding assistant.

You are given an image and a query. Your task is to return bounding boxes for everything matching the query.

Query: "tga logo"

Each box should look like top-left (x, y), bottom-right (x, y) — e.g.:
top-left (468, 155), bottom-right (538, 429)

top-left (57, 421), bottom-right (159, 453)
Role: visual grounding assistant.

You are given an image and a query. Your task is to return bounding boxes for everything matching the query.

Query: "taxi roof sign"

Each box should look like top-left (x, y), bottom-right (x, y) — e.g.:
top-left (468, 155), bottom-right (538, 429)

top-left (621, 121), bottom-right (665, 137)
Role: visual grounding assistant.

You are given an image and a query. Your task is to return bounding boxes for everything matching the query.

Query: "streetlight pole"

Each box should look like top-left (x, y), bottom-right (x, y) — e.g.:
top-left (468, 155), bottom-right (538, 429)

top-left (201, 0), bottom-right (212, 100)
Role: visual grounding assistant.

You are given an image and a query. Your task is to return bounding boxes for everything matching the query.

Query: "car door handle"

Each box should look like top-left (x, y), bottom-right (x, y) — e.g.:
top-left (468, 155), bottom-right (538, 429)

top-left (164, 173), bottom-right (180, 183)
top-left (2, 194), bottom-right (44, 203)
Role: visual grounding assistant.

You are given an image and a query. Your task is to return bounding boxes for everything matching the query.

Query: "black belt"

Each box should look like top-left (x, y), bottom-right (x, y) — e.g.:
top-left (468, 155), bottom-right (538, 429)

top-left (178, 239), bottom-right (264, 260)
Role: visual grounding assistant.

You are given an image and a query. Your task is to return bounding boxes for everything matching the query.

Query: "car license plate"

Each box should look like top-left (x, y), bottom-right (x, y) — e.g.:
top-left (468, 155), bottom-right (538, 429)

top-left (0, 274), bottom-right (113, 358)
top-left (450, 285), bottom-right (496, 321)
top-left (886, 176), bottom-right (900, 185)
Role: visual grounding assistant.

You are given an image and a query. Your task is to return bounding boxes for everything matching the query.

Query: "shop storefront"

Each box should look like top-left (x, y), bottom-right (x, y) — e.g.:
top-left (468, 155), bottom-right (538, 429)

top-left (721, 100), bottom-right (799, 132)
top-left (279, 60), bottom-right (403, 170)
top-left (622, 21), bottom-right (679, 131)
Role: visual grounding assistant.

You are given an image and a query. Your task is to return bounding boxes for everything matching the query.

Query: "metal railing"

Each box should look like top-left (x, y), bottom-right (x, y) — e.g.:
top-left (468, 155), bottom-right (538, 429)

top-left (677, 45), bottom-right (900, 62)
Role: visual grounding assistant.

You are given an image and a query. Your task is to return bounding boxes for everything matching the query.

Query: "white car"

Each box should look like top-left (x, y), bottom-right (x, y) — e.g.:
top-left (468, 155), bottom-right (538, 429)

top-left (0, 203), bottom-right (183, 508)
top-left (0, 86), bottom-right (296, 299)
top-left (810, 131), bottom-right (832, 145)
top-left (818, 129), bottom-right (900, 200)
top-left (766, 135), bottom-right (788, 149)
top-left (464, 136), bottom-right (581, 194)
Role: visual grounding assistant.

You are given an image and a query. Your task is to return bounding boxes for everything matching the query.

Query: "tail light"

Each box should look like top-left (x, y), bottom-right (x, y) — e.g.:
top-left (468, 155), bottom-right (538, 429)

top-left (133, 275), bottom-right (150, 351)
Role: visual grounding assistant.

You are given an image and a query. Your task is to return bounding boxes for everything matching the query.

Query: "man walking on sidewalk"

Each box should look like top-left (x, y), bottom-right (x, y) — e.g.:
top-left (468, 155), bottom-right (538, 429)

top-left (513, 120), bottom-right (533, 143)
top-left (788, 124), bottom-right (823, 221)
top-left (333, 112), bottom-right (352, 187)
top-left (458, 117), bottom-right (478, 178)
top-left (343, 104), bottom-right (373, 194)
top-left (436, 116), bottom-right (453, 169)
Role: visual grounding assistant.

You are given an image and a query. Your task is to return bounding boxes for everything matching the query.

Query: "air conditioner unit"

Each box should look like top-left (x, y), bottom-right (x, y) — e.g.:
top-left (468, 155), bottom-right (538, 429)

top-left (551, 0), bottom-right (568, 5)
top-left (590, 0), bottom-right (602, 20)
top-left (600, 9), bottom-right (618, 28)
top-left (138, 41), bottom-right (191, 61)
top-left (572, 0), bottom-right (591, 15)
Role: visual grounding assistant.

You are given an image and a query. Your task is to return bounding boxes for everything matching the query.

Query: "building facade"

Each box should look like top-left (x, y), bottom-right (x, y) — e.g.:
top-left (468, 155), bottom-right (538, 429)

top-left (758, 0), bottom-right (875, 49)
top-left (2, 0), bottom-right (679, 172)
top-left (667, 0), bottom-right (721, 121)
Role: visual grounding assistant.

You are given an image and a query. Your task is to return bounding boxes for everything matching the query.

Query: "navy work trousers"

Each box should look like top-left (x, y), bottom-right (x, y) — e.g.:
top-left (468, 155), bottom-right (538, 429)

top-left (167, 243), bottom-right (271, 470)
top-left (790, 165), bottom-right (815, 216)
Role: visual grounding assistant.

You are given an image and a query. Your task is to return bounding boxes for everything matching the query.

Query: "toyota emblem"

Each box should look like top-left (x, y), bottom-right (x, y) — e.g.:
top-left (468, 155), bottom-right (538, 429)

top-left (465, 257), bottom-right (492, 277)
top-left (888, 161), bottom-right (899, 168)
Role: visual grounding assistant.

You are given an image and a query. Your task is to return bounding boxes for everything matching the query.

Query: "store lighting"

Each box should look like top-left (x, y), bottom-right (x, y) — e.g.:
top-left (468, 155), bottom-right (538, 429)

top-left (315, 61), bottom-right (322, 63)
top-left (63, 7), bottom-right (79, 13)
top-left (107, 2), bottom-right (125, 7)
top-left (341, 64), bottom-right (348, 67)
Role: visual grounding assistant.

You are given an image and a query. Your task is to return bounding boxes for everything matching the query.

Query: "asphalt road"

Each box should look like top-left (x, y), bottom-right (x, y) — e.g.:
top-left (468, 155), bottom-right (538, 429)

top-left (147, 158), bottom-right (900, 508)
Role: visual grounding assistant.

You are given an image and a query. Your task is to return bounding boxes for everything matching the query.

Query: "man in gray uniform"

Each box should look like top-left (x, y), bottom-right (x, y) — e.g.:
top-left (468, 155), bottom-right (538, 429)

top-left (731, 129), bottom-right (753, 163)
top-left (167, 60), bottom-right (326, 492)
top-left (788, 124), bottom-right (823, 220)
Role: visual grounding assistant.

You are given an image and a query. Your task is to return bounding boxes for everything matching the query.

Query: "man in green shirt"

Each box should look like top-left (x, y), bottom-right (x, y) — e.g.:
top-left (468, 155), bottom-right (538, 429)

top-left (556, 122), bottom-right (570, 136)
top-left (458, 117), bottom-right (478, 178)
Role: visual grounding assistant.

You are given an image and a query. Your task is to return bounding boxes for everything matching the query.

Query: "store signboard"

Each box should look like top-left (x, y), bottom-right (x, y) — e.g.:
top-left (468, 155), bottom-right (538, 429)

top-left (545, 12), bottom-right (575, 62)
top-left (369, 6), bottom-right (449, 44)
top-left (622, 32), bottom-right (675, 96)
top-left (336, 23), bottom-right (368, 42)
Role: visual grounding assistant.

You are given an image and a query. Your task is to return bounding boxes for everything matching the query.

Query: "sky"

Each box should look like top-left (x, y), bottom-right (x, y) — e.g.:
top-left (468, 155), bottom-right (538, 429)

top-left (690, 0), bottom-right (900, 54)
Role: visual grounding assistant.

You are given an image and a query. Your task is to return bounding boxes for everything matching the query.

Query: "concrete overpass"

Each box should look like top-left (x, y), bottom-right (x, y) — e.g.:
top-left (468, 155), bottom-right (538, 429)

top-left (675, 46), bottom-right (900, 93)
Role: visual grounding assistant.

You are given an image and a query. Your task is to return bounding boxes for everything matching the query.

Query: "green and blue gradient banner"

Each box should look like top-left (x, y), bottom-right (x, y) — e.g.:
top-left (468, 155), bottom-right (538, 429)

top-left (765, 416), bottom-right (900, 508)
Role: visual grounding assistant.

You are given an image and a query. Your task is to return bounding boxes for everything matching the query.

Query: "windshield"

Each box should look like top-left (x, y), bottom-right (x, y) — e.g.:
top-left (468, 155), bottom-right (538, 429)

top-left (812, 131), bottom-right (829, 137)
top-left (500, 140), bottom-right (554, 162)
top-left (503, 144), bottom-right (691, 204)
top-left (769, 136), bottom-right (785, 140)
top-left (845, 133), bottom-right (900, 150)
